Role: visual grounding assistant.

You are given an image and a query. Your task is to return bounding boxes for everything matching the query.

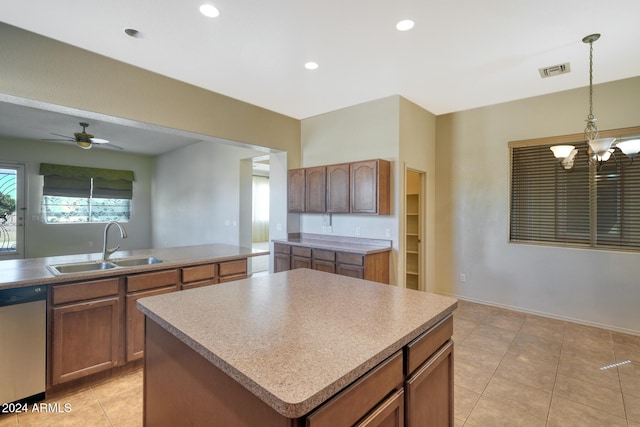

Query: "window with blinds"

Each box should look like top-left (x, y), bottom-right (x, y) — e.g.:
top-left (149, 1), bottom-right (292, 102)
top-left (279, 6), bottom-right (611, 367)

top-left (509, 127), bottom-right (640, 251)
top-left (39, 163), bottom-right (135, 224)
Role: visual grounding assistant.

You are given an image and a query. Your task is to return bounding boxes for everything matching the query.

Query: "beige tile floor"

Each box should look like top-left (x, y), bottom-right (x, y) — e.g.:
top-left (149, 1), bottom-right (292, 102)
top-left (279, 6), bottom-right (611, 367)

top-left (1, 300), bottom-right (638, 426)
top-left (454, 300), bottom-right (640, 426)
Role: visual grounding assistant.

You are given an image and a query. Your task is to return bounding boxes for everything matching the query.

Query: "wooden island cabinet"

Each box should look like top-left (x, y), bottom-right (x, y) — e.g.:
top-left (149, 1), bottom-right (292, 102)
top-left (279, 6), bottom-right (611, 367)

top-left (139, 269), bottom-right (456, 427)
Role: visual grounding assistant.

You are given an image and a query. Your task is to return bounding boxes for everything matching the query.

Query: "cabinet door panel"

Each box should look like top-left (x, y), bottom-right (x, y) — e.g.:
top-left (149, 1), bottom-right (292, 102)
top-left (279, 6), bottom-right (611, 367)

top-left (312, 260), bottom-right (335, 274)
top-left (337, 264), bottom-right (364, 279)
top-left (288, 169), bottom-right (305, 212)
top-left (274, 254), bottom-right (291, 272)
top-left (126, 286), bottom-right (178, 362)
top-left (327, 163), bottom-right (350, 213)
top-left (305, 166), bottom-right (326, 213)
top-left (291, 256), bottom-right (311, 269)
top-left (405, 341), bottom-right (454, 427)
top-left (351, 160), bottom-right (378, 214)
top-left (51, 296), bottom-right (120, 385)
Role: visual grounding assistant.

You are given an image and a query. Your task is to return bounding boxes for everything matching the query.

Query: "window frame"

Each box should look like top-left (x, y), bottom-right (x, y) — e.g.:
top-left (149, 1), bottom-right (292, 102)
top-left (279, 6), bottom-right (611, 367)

top-left (509, 125), bottom-right (640, 252)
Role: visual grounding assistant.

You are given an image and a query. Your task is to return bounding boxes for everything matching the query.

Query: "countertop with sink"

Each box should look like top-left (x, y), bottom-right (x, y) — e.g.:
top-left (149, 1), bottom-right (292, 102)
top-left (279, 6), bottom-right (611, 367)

top-left (0, 244), bottom-right (268, 291)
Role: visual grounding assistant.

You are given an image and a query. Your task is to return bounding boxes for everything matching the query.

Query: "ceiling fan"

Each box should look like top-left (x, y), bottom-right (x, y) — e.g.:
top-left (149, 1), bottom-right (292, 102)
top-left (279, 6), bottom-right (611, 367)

top-left (44, 122), bottom-right (123, 150)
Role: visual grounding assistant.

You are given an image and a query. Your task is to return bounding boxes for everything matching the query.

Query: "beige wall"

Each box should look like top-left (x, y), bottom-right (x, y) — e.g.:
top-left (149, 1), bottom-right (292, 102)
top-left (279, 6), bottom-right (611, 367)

top-left (0, 23), bottom-right (300, 167)
top-left (435, 76), bottom-right (640, 334)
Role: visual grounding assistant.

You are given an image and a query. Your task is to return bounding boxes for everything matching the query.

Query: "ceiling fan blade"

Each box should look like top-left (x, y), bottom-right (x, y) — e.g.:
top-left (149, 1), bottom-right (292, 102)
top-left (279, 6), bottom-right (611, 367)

top-left (50, 132), bottom-right (73, 139)
top-left (104, 143), bottom-right (124, 150)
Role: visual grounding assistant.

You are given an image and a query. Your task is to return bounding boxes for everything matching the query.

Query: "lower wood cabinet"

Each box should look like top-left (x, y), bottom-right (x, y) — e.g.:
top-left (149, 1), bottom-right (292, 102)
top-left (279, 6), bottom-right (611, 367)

top-left (273, 243), bottom-right (389, 284)
top-left (405, 341), bottom-right (453, 427)
top-left (126, 270), bottom-right (179, 362)
top-left (50, 278), bottom-right (122, 386)
top-left (48, 258), bottom-right (250, 389)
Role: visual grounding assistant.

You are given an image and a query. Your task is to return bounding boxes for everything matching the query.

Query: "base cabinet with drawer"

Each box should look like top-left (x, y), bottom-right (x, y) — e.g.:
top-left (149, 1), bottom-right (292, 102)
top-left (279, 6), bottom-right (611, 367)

top-left (273, 242), bottom-right (389, 284)
top-left (49, 278), bottom-right (123, 386)
top-left (126, 269), bottom-right (180, 362)
top-left (47, 256), bottom-right (251, 389)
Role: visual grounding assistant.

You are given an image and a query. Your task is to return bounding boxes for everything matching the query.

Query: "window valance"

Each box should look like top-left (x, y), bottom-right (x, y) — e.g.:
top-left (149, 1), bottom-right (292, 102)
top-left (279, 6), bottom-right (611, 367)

top-left (39, 163), bottom-right (135, 199)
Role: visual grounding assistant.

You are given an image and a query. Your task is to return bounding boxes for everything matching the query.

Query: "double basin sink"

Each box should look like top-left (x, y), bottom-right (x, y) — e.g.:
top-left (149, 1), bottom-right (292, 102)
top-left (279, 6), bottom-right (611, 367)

top-left (47, 256), bottom-right (164, 275)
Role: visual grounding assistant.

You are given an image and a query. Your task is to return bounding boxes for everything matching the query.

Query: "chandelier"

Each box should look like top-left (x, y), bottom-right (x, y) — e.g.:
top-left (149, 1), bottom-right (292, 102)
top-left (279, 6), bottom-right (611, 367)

top-left (550, 34), bottom-right (640, 170)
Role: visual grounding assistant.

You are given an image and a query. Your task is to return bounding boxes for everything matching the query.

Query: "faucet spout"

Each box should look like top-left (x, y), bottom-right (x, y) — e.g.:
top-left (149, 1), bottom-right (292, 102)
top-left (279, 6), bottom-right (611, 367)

top-left (103, 221), bottom-right (128, 261)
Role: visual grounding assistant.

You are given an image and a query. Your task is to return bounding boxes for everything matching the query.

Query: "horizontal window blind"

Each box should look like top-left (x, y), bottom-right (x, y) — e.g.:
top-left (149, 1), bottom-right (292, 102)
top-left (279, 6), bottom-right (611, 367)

top-left (510, 128), bottom-right (640, 251)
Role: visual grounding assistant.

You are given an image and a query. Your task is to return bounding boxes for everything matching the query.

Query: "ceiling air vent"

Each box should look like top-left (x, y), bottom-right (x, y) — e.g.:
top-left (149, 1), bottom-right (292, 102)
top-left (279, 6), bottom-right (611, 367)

top-left (538, 63), bottom-right (571, 78)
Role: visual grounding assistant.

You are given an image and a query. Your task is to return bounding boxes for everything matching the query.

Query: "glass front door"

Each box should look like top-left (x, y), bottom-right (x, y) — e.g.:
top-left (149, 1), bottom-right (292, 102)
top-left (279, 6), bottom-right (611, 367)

top-left (0, 164), bottom-right (25, 259)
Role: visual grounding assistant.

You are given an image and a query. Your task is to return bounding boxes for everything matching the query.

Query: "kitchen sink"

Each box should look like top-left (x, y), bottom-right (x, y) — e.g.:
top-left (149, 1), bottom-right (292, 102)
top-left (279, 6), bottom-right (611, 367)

top-left (47, 257), bottom-right (164, 275)
top-left (111, 256), bottom-right (164, 267)
top-left (47, 261), bottom-right (118, 275)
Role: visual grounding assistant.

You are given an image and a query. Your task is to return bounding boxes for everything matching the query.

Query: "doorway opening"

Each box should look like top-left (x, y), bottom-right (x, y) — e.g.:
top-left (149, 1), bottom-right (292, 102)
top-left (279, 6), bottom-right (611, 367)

top-left (0, 163), bottom-right (25, 260)
top-left (405, 168), bottom-right (425, 290)
top-left (251, 156), bottom-right (270, 275)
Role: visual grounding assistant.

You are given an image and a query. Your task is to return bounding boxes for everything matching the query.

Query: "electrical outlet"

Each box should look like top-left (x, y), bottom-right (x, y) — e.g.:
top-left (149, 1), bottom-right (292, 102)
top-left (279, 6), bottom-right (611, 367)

top-left (322, 225), bottom-right (327, 233)
top-left (276, 223), bottom-right (282, 231)
top-left (385, 228), bottom-right (391, 238)
top-left (459, 273), bottom-right (467, 283)
top-left (356, 227), bottom-right (361, 236)
top-left (88, 241), bottom-right (93, 247)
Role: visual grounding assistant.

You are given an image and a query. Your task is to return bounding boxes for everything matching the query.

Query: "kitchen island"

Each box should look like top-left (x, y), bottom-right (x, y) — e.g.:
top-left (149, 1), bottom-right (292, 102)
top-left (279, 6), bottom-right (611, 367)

top-left (138, 269), bottom-right (457, 426)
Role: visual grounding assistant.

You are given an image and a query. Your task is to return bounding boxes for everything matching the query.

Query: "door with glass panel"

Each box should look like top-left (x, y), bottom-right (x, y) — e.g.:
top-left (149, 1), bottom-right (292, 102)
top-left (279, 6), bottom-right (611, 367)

top-left (0, 163), bottom-right (26, 259)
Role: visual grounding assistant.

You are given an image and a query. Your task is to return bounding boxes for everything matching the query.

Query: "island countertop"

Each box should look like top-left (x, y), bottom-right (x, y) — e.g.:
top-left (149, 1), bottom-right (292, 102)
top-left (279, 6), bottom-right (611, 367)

top-left (0, 243), bottom-right (267, 290)
top-left (137, 268), bottom-right (457, 418)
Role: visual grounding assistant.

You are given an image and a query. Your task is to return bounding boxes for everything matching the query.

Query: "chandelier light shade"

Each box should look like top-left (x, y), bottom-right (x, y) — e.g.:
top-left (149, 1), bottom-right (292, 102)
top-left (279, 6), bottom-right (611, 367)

top-left (550, 34), bottom-right (640, 169)
top-left (616, 139), bottom-right (640, 158)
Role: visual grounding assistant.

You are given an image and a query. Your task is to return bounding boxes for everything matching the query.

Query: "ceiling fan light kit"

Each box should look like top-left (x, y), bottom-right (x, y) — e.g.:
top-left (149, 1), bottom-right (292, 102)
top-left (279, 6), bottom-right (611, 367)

top-left (550, 33), bottom-right (640, 170)
top-left (43, 122), bottom-right (123, 151)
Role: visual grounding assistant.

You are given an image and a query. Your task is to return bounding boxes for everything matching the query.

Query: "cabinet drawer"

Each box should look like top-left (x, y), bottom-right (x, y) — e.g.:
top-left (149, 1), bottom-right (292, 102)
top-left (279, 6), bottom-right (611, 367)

top-left (52, 278), bottom-right (120, 305)
top-left (291, 246), bottom-right (311, 257)
top-left (127, 269), bottom-right (179, 293)
top-left (182, 264), bottom-right (217, 284)
top-left (336, 252), bottom-right (364, 266)
top-left (219, 259), bottom-right (247, 277)
top-left (312, 260), bottom-right (335, 274)
top-left (312, 249), bottom-right (335, 262)
top-left (405, 314), bottom-right (453, 375)
top-left (218, 274), bottom-right (247, 283)
top-left (292, 256), bottom-right (312, 270)
top-left (274, 243), bottom-right (291, 254)
top-left (306, 351), bottom-right (403, 427)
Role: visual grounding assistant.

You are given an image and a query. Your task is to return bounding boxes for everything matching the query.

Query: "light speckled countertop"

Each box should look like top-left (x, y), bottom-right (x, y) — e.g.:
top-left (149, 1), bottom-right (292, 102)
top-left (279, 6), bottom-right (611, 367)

top-left (0, 244), bottom-right (267, 291)
top-left (137, 269), bottom-right (457, 418)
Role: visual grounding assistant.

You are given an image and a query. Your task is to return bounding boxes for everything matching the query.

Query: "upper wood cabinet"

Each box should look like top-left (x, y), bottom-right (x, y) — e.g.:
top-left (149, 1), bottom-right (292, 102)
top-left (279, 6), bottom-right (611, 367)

top-left (288, 159), bottom-right (390, 215)
top-left (326, 163), bottom-right (350, 213)
top-left (288, 169), bottom-right (305, 212)
top-left (351, 159), bottom-right (390, 215)
top-left (305, 166), bottom-right (327, 213)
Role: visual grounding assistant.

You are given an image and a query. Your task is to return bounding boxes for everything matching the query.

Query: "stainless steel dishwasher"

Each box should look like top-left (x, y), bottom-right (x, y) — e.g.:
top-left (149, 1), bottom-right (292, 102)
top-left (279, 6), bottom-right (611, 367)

top-left (0, 284), bottom-right (46, 405)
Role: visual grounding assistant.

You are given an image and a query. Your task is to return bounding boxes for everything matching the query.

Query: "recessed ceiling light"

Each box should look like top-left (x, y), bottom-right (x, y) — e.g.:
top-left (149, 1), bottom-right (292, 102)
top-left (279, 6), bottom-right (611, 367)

top-left (304, 62), bottom-right (319, 70)
top-left (200, 4), bottom-right (220, 17)
top-left (124, 28), bottom-right (142, 38)
top-left (396, 19), bottom-right (415, 31)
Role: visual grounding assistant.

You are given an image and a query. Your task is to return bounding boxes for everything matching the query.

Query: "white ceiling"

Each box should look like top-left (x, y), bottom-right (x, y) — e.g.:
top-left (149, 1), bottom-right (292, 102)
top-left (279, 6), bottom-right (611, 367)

top-left (3, 0), bottom-right (640, 154)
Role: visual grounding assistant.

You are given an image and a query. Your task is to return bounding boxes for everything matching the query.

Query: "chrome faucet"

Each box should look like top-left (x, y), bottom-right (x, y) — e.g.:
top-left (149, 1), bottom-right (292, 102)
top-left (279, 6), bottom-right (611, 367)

top-left (103, 221), bottom-right (128, 261)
